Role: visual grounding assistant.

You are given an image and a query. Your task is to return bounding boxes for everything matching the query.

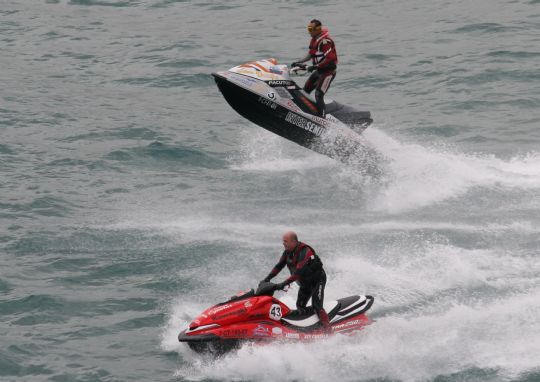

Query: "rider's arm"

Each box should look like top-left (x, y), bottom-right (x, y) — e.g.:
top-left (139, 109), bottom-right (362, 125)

top-left (263, 253), bottom-right (287, 282)
top-left (297, 53), bottom-right (311, 63)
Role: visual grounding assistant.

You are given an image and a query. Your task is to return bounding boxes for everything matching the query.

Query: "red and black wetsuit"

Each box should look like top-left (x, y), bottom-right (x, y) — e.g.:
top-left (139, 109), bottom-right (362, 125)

top-left (304, 28), bottom-right (338, 117)
top-left (264, 242), bottom-right (330, 328)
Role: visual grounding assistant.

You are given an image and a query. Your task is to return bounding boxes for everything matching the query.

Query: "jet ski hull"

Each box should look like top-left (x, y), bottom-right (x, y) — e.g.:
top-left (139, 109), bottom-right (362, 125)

top-left (213, 73), bottom-right (320, 147)
top-left (178, 284), bottom-right (374, 355)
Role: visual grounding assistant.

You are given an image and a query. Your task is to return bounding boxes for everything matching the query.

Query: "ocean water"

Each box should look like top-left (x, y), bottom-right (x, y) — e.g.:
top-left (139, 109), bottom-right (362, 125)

top-left (1, 0), bottom-right (539, 381)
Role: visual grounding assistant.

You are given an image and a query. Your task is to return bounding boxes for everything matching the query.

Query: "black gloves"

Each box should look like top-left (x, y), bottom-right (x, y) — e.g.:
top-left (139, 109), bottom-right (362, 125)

top-left (274, 282), bottom-right (287, 291)
top-left (291, 62), bottom-right (299, 68)
top-left (307, 65), bottom-right (318, 73)
top-left (261, 274), bottom-right (273, 284)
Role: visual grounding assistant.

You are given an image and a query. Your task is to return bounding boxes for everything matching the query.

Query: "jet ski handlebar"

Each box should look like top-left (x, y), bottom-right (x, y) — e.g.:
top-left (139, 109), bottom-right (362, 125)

top-left (289, 63), bottom-right (307, 76)
top-left (255, 281), bottom-right (279, 296)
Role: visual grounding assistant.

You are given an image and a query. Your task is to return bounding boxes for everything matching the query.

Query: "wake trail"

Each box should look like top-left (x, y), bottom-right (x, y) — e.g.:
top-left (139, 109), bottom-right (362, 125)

top-left (362, 127), bottom-right (540, 212)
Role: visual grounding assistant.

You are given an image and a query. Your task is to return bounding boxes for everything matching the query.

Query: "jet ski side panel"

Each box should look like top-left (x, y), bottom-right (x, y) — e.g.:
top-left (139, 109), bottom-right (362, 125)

top-left (213, 73), bottom-right (323, 147)
top-left (178, 285), bottom-right (375, 354)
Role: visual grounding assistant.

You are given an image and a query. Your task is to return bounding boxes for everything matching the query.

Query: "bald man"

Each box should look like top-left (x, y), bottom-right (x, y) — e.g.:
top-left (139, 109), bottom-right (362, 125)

top-left (262, 231), bottom-right (331, 333)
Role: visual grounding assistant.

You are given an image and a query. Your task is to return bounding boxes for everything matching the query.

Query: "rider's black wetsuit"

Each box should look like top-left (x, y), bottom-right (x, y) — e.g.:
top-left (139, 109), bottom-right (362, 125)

top-left (263, 242), bottom-right (330, 329)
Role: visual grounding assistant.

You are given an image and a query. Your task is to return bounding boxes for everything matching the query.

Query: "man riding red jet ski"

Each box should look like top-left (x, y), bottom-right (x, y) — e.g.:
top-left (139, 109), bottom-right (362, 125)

top-left (178, 232), bottom-right (374, 355)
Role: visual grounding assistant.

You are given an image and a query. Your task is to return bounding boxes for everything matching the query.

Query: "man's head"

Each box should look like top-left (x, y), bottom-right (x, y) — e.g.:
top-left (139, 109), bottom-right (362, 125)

top-left (282, 231), bottom-right (299, 252)
top-left (307, 19), bottom-right (322, 38)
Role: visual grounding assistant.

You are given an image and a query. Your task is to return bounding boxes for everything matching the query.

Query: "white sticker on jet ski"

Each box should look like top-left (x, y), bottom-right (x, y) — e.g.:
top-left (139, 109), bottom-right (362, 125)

top-left (258, 96), bottom-right (277, 110)
top-left (285, 112), bottom-right (325, 137)
top-left (269, 304), bottom-right (282, 320)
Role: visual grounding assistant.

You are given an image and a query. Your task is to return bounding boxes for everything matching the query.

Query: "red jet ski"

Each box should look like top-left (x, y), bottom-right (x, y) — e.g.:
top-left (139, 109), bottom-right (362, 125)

top-left (178, 282), bottom-right (374, 354)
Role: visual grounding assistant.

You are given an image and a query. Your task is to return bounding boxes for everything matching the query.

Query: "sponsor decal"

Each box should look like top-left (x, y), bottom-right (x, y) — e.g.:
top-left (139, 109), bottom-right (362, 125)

top-left (213, 308), bottom-right (247, 321)
top-left (303, 333), bottom-right (329, 340)
top-left (229, 73), bottom-right (259, 88)
top-left (312, 115), bottom-right (330, 126)
top-left (333, 319), bottom-right (362, 331)
top-left (267, 80), bottom-right (295, 87)
top-left (258, 96), bottom-right (277, 110)
top-left (208, 304), bottom-right (231, 315)
top-left (244, 301), bottom-right (252, 308)
top-left (267, 91), bottom-right (275, 99)
top-left (269, 304), bottom-right (282, 320)
top-left (219, 329), bottom-right (248, 338)
top-left (252, 324), bottom-right (271, 337)
top-left (285, 332), bottom-right (300, 339)
top-left (272, 327), bottom-right (283, 335)
top-left (284, 112), bottom-right (325, 137)
top-left (236, 69), bottom-right (254, 75)
top-left (325, 114), bottom-right (339, 124)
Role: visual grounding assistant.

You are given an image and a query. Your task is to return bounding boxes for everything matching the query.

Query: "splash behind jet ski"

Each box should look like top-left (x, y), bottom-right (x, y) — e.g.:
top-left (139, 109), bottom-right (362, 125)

top-left (178, 282), bottom-right (374, 355)
top-left (212, 59), bottom-right (374, 162)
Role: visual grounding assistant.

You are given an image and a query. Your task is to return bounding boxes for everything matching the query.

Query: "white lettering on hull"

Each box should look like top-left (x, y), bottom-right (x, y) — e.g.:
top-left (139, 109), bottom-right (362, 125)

top-left (284, 112), bottom-right (325, 137)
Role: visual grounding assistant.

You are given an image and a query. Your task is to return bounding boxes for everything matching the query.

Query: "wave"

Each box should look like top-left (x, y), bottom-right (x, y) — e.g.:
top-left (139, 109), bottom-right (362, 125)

top-left (163, 242), bottom-right (540, 382)
top-left (363, 128), bottom-right (540, 213)
top-left (229, 126), bottom-right (540, 213)
top-left (105, 141), bottom-right (224, 169)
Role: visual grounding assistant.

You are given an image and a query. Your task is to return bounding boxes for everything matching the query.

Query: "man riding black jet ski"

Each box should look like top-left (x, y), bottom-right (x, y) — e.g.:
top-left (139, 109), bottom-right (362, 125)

top-left (291, 19), bottom-right (338, 118)
top-left (212, 23), bottom-right (374, 164)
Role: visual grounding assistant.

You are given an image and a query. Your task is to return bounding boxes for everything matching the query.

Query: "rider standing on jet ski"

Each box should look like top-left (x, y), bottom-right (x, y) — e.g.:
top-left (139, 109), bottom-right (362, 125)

top-left (291, 19), bottom-right (338, 118)
top-left (261, 231), bottom-right (332, 333)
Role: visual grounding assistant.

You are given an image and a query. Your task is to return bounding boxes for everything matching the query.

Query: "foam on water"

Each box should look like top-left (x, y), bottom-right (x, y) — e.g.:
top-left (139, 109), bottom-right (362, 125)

top-left (228, 125), bottom-right (540, 214)
top-left (169, 296), bottom-right (540, 382)
top-left (230, 129), bottom-right (335, 172)
top-left (101, 219), bottom-right (540, 255)
top-left (163, 234), bottom-right (540, 381)
top-left (363, 127), bottom-right (540, 213)
top-left (129, 128), bottom-right (540, 380)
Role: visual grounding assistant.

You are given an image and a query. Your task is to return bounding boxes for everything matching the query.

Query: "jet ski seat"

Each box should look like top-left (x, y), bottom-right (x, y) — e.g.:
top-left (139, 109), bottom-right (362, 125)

top-left (282, 300), bottom-right (339, 328)
top-left (325, 101), bottom-right (371, 124)
top-left (281, 295), bottom-right (373, 330)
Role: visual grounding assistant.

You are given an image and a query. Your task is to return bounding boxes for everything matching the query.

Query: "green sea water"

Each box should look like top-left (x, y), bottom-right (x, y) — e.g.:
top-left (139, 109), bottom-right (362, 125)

top-left (1, 1), bottom-right (540, 381)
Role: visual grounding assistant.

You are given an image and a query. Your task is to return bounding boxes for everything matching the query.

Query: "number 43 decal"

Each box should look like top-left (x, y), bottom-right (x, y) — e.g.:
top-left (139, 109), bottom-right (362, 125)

top-left (269, 304), bottom-right (282, 320)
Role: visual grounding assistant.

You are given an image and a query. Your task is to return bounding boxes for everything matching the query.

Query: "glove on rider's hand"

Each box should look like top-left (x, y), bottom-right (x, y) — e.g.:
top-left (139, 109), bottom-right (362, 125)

top-left (307, 65), bottom-right (318, 73)
top-left (262, 274), bottom-right (272, 283)
top-left (275, 282), bottom-right (287, 291)
top-left (291, 62), bottom-right (300, 68)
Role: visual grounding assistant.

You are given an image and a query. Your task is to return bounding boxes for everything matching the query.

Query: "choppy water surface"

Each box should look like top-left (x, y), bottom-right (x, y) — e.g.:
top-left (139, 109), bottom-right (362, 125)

top-left (1, 1), bottom-right (540, 381)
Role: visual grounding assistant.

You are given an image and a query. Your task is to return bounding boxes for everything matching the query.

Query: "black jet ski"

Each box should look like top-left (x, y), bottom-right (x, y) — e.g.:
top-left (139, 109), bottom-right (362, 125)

top-left (212, 58), bottom-right (374, 162)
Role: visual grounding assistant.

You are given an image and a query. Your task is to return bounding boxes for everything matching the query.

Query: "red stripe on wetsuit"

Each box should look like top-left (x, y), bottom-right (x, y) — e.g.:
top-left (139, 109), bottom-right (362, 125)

top-left (268, 242), bottom-right (315, 285)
